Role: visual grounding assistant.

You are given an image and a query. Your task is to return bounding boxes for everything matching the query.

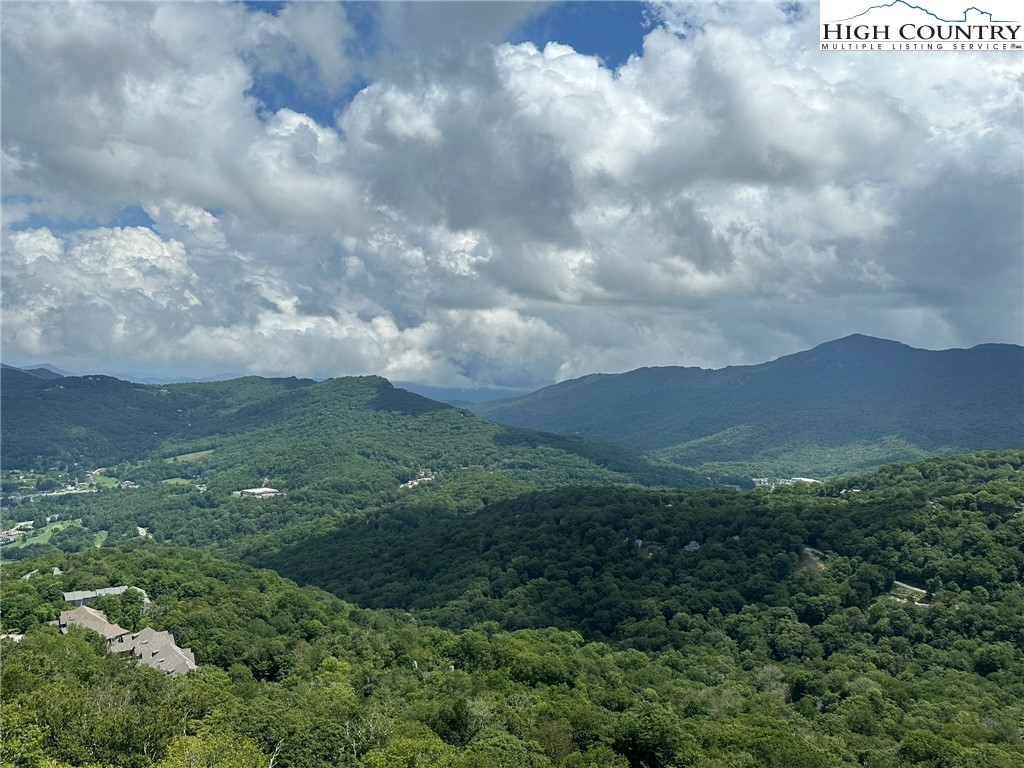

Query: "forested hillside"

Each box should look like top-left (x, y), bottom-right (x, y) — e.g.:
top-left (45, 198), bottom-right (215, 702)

top-left (472, 335), bottom-right (1024, 477)
top-left (3, 451), bottom-right (1023, 768)
top-left (1, 367), bottom-right (699, 558)
top-left (0, 365), bottom-right (317, 468)
top-left (250, 452), bottom-right (1024, 645)
top-left (3, 354), bottom-right (1023, 768)
top-left (1, 366), bottom-right (692, 486)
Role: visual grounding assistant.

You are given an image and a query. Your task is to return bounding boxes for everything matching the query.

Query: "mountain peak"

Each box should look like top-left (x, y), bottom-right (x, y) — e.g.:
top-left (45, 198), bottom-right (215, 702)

top-left (820, 333), bottom-right (904, 347)
top-left (809, 334), bottom-right (912, 354)
top-left (776, 334), bottom-right (915, 367)
top-left (473, 335), bottom-right (1022, 475)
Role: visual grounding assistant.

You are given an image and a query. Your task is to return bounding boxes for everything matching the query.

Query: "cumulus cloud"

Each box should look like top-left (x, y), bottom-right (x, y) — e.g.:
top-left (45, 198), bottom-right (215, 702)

top-left (1, 1), bottom-right (1020, 387)
top-left (248, 2), bottom-right (356, 95)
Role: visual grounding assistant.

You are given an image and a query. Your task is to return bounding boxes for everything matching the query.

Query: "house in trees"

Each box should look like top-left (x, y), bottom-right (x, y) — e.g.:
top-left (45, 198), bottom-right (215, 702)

top-left (63, 585), bottom-right (151, 608)
top-left (57, 606), bottom-right (129, 640)
top-left (234, 487), bottom-right (280, 498)
top-left (55, 605), bottom-right (197, 675)
top-left (109, 627), bottom-right (198, 675)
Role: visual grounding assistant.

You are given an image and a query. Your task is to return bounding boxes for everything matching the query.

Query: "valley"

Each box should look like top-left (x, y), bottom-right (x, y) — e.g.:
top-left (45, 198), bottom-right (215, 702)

top-left (1, 344), bottom-right (1022, 768)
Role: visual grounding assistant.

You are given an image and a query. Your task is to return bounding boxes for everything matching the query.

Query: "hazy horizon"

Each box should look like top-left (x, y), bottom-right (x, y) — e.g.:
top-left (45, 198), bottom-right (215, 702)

top-left (6, 332), bottom-right (1021, 391)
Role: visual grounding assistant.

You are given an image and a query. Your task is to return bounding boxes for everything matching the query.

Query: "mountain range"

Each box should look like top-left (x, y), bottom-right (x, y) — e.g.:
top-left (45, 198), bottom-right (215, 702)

top-left (3, 334), bottom-right (1021, 481)
top-left (0, 363), bottom-right (694, 490)
top-left (471, 335), bottom-right (1023, 477)
top-left (2, 338), bottom-right (1023, 768)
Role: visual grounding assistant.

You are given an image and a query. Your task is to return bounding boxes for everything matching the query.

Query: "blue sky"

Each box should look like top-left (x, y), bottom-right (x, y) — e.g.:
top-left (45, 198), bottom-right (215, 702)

top-left (242, 2), bottom-right (652, 126)
top-left (2, 1), bottom-right (1021, 386)
top-left (511, 2), bottom-right (651, 68)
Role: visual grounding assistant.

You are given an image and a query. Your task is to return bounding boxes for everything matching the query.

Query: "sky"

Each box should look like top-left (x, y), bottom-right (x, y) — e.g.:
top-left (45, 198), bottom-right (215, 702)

top-left (2, 1), bottom-right (1022, 389)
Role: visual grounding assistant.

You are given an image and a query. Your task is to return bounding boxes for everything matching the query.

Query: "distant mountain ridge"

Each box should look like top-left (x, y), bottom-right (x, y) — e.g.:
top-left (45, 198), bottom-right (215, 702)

top-left (4, 335), bottom-right (1020, 481)
top-left (2, 363), bottom-right (68, 380)
top-left (2, 361), bottom-right (242, 384)
top-left (471, 335), bottom-right (1024, 477)
top-left (0, 365), bottom-right (699, 489)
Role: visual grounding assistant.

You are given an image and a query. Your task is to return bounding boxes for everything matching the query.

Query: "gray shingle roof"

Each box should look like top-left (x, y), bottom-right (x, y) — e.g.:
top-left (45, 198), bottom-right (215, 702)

top-left (58, 606), bottom-right (128, 641)
top-left (57, 607), bottom-right (197, 676)
top-left (63, 586), bottom-right (151, 605)
top-left (110, 627), bottom-right (198, 676)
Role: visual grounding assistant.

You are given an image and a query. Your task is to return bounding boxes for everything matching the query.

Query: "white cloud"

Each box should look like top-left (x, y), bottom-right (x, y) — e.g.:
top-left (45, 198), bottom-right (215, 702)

top-left (248, 2), bottom-right (355, 95)
top-left (2, 1), bottom-right (1020, 387)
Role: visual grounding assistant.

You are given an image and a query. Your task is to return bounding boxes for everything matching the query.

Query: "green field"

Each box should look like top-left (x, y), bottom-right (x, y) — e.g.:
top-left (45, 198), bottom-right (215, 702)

top-left (5, 519), bottom-right (109, 553)
top-left (5, 520), bottom-right (74, 549)
top-left (160, 478), bottom-right (195, 486)
top-left (163, 449), bottom-right (214, 463)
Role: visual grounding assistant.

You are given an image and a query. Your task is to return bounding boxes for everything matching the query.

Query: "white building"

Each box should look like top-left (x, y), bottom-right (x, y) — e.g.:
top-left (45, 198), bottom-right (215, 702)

top-left (235, 487), bottom-right (280, 498)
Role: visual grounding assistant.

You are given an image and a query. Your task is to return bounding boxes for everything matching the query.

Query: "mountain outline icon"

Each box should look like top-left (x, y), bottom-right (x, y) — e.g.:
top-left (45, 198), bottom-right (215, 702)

top-left (829, 1), bottom-right (1019, 23)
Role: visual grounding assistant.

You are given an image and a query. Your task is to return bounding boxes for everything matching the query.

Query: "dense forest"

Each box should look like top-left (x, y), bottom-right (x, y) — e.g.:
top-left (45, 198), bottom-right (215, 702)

top-left (3, 452), bottom-right (1023, 767)
top-left (249, 453), bottom-right (1024, 649)
top-left (3, 356), bottom-right (1023, 767)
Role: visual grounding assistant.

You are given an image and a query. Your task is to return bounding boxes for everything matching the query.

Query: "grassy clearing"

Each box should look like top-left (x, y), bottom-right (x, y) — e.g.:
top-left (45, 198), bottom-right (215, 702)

top-left (93, 531), bottom-right (108, 547)
top-left (890, 580), bottom-right (929, 604)
top-left (161, 478), bottom-right (194, 486)
top-left (7, 520), bottom-right (74, 549)
top-left (92, 475), bottom-right (119, 489)
top-left (164, 449), bottom-right (214, 463)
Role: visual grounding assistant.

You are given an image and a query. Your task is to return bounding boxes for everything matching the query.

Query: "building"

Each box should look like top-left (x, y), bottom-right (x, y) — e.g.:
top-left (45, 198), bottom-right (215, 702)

top-left (57, 606), bottom-right (129, 641)
top-left (633, 538), bottom-right (664, 556)
top-left (234, 487), bottom-right (280, 498)
top-left (20, 567), bottom-right (63, 580)
top-left (55, 606), bottom-right (196, 676)
top-left (109, 627), bottom-right (198, 676)
top-left (752, 476), bottom-right (820, 490)
top-left (63, 585), bottom-right (151, 608)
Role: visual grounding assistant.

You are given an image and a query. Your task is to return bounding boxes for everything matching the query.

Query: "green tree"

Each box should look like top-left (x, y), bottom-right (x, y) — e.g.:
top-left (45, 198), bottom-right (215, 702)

top-left (361, 725), bottom-right (457, 768)
top-left (611, 703), bottom-right (685, 768)
top-left (454, 730), bottom-right (549, 768)
top-left (155, 729), bottom-right (270, 768)
top-left (560, 746), bottom-right (629, 768)
top-left (897, 730), bottom-right (962, 767)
